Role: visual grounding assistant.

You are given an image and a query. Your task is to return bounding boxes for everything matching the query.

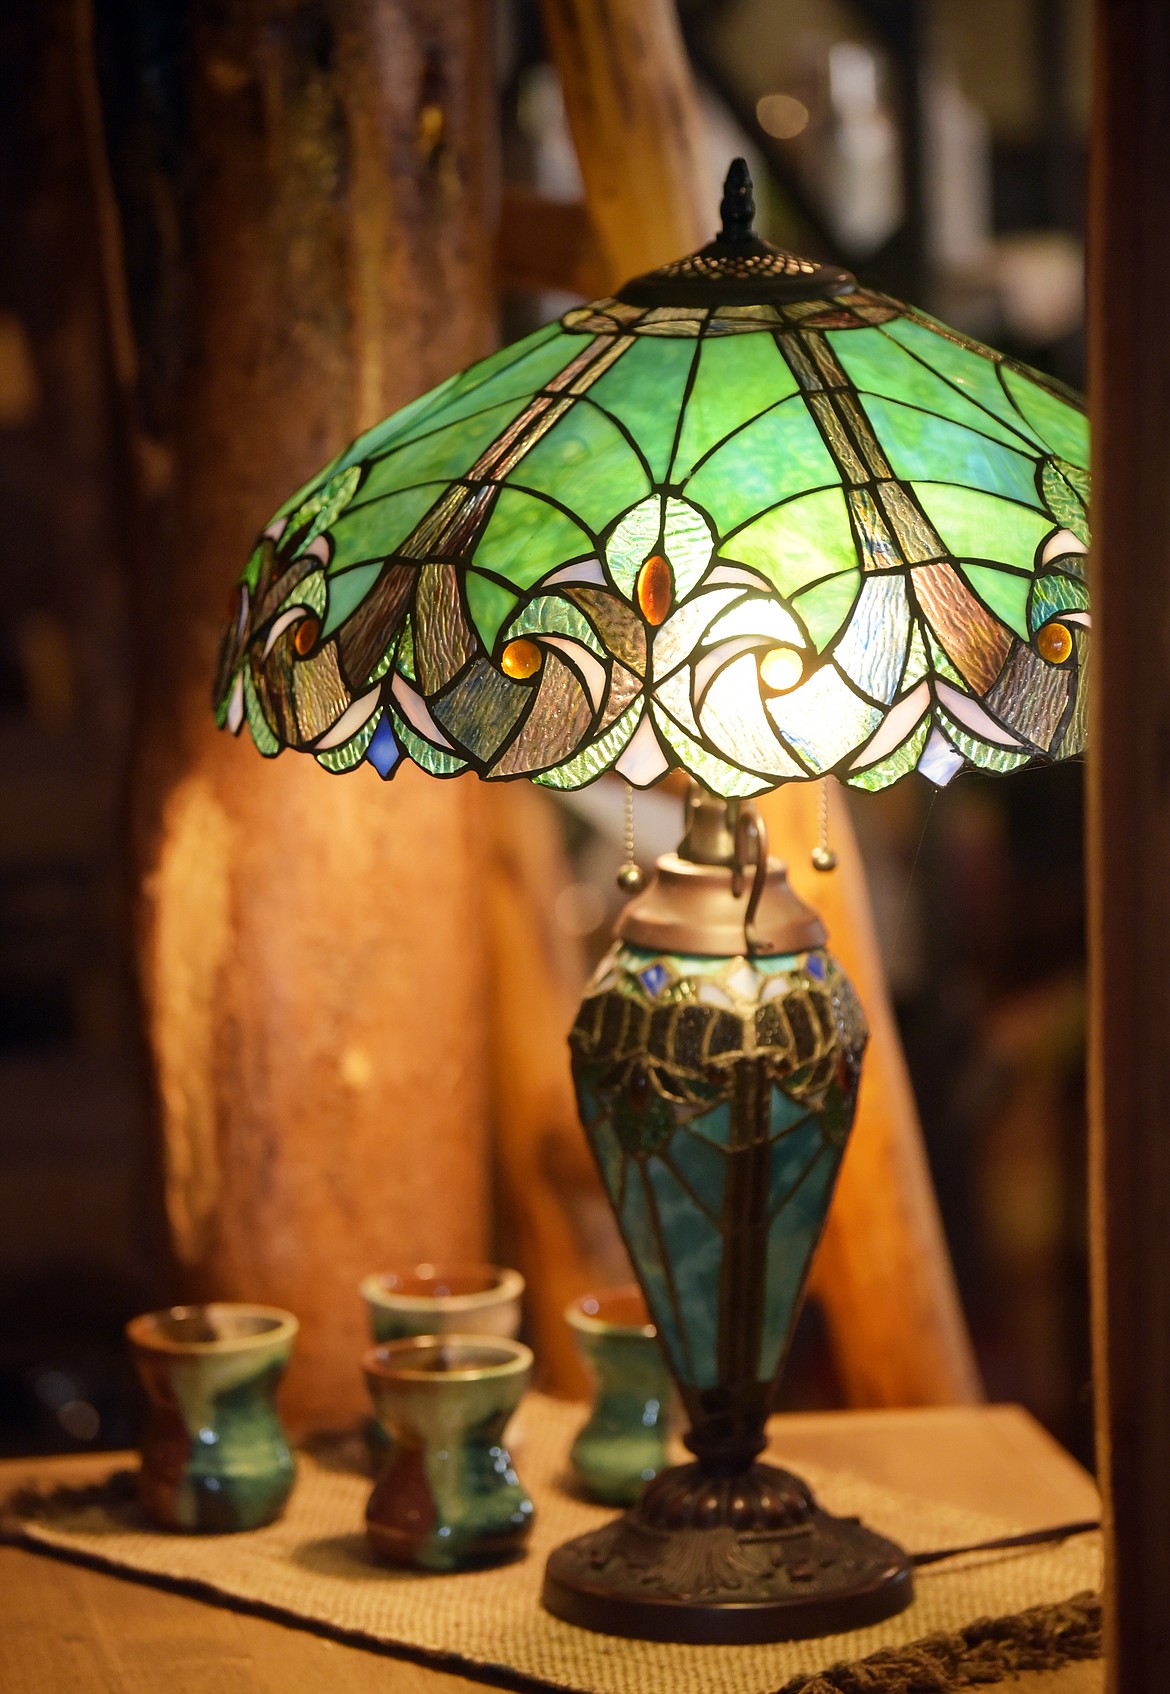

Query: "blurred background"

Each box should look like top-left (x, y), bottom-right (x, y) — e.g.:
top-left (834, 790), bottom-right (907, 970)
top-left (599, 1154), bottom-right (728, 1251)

top-left (0, 0), bottom-right (1090, 1463)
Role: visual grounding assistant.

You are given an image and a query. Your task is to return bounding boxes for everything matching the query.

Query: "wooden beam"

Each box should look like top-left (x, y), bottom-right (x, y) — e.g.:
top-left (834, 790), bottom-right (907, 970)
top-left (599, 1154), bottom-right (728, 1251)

top-left (1088, 0), bottom-right (1170, 1683)
top-left (543, 0), bottom-right (980, 1406)
top-left (538, 0), bottom-right (712, 287)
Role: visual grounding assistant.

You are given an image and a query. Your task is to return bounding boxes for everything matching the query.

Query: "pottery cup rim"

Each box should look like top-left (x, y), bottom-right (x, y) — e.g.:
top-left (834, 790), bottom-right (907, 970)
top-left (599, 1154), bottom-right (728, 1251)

top-left (364, 1333), bottom-right (533, 1385)
top-left (565, 1284), bottom-right (656, 1339)
top-left (360, 1263), bottom-right (524, 1312)
top-left (126, 1303), bottom-right (299, 1355)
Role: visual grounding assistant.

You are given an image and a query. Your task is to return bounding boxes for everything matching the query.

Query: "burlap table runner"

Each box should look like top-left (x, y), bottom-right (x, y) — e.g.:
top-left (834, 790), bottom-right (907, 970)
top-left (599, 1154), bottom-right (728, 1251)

top-left (9, 1395), bottom-right (1101, 1694)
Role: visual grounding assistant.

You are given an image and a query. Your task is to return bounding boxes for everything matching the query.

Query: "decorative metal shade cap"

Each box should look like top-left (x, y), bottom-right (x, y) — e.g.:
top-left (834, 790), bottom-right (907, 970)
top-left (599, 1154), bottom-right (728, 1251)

top-left (215, 161), bottom-right (1090, 800)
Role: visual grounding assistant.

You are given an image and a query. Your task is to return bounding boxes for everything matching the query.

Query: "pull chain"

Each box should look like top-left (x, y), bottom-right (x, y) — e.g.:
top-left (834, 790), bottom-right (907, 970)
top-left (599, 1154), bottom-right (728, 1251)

top-left (616, 783), bottom-right (645, 894)
top-left (811, 777), bottom-right (838, 873)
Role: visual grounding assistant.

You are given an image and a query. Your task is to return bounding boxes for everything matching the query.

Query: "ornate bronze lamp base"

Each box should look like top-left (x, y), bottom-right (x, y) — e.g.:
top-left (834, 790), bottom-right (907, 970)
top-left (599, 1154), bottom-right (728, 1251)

top-left (543, 1458), bottom-right (912, 1644)
top-left (544, 786), bottom-right (914, 1642)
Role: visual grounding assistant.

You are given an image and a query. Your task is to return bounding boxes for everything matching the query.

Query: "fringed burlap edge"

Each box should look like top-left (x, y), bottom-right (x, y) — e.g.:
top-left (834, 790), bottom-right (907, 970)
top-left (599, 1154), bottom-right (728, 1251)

top-left (776, 1591), bottom-right (1102, 1693)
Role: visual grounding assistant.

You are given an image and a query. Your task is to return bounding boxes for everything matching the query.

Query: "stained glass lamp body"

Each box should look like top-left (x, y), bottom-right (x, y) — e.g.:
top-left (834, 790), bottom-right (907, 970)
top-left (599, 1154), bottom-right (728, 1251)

top-left (215, 162), bottom-right (1090, 1643)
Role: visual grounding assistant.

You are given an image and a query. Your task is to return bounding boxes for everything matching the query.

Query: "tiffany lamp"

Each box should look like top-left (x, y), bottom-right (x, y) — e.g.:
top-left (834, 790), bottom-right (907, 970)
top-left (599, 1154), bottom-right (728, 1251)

top-left (214, 162), bottom-right (1090, 1643)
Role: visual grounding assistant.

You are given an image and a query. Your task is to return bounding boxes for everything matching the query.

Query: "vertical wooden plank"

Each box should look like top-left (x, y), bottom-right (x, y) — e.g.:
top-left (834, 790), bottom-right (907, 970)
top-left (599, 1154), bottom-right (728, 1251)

top-left (543, 0), bottom-right (978, 1406)
top-left (1088, 0), bottom-right (1170, 1683)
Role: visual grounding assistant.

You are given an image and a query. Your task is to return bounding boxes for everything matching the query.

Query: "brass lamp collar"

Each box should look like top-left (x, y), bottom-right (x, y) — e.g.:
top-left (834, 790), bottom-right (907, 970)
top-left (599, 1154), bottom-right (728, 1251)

top-left (616, 785), bottom-right (826, 959)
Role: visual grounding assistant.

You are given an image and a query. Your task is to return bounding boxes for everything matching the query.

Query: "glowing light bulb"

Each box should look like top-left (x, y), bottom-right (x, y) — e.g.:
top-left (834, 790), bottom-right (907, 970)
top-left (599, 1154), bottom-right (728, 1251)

top-left (759, 646), bottom-right (804, 693)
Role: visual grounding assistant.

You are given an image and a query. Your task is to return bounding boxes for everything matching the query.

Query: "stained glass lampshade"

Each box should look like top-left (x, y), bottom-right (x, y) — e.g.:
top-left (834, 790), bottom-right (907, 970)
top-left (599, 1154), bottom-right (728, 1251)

top-left (215, 161), bottom-right (1090, 1644)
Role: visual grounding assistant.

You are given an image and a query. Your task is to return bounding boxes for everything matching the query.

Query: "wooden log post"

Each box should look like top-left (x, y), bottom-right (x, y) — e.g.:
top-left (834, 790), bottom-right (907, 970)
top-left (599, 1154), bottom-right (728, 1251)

top-left (1088, 1), bottom-right (1170, 1682)
top-left (540, 0), bottom-right (979, 1406)
top-left (80, 0), bottom-right (499, 1432)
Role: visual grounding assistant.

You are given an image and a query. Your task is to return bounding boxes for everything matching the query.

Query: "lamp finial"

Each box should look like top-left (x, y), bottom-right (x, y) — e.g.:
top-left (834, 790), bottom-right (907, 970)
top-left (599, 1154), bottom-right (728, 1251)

top-left (719, 158), bottom-right (756, 243)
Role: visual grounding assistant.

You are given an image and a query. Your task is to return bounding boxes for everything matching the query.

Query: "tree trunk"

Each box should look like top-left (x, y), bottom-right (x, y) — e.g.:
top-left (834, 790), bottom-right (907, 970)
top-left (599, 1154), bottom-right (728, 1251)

top-left (82, 0), bottom-right (499, 1432)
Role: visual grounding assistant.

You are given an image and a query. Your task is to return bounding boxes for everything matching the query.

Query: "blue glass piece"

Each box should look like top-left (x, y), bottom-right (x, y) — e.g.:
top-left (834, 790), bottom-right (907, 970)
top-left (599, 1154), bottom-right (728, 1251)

top-left (758, 1132), bottom-right (842, 1382)
top-left (687, 1100), bottom-right (732, 1148)
top-left (637, 962), bottom-right (671, 998)
top-left (769, 1088), bottom-right (813, 1140)
top-left (586, 1113), bottom-right (627, 1211)
top-left (665, 1128), bottom-right (726, 1216)
top-left (804, 954), bottom-right (826, 981)
top-left (620, 1164), bottom-right (690, 1382)
top-left (645, 1159), bottom-right (724, 1390)
top-left (767, 1116), bottom-right (829, 1219)
top-left (365, 714), bottom-right (399, 778)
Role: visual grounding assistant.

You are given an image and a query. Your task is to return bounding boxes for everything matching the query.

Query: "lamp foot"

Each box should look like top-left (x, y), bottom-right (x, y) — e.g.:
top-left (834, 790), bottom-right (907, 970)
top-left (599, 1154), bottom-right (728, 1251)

top-left (541, 1460), bottom-right (913, 1643)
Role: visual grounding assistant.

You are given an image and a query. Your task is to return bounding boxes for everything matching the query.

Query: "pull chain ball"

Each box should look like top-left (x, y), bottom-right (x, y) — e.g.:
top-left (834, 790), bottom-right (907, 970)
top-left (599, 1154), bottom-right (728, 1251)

top-left (616, 785), bottom-right (645, 895)
top-left (811, 779), bottom-right (838, 873)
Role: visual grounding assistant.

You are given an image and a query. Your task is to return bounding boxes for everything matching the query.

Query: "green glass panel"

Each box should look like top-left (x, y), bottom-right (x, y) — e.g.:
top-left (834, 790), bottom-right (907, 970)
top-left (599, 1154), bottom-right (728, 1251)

top-left (243, 667), bottom-right (279, 757)
top-left (508, 400), bottom-right (650, 534)
top-left (534, 701), bottom-right (641, 789)
top-left (828, 325), bottom-right (1041, 451)
top-left (331, 324), bottom-right (563, 477)
top-left (1041, 460), bottom-right (1089, 545)
top-left (848, 716), bottom-right (930, 791)
top-left (672, 333), bottom-right (798, 480)
top-left (388, 704), bottom-right (467, 774)
top-left (441, 322), bottom-right (563, 403)
top-left (329, 483), bottom-right (442, 570)
top-left (651, 704), bottom-right (770, 798)
top-left (960, 562), bottom-right (1032, 639)
top-left (408, 328), bottom-right (582, 435)
top-left (357, 400), bottom-right (524, 505)
top-left (473, 488), bottom-right (593, 590)
top-left (1001, 368), bottom-right (1089, 469)
top-left (861, 396), bottom-right (1041, 508)
top-left (877, 317), bottom-right (1048, 446)
top-left (588, 336), bottom-right (695, 482)
top-left (315, 707), bottom-right (380, 773)
top-left (901, 620), bottom-right (930, 688)
top-left (396, 617), bottom-right (416, 681)
top-left (1029, 572), bottom-right (1089, 630)
top-left (722, 487), bottom-right (858, 597)
top-left (283, 569), bottom-right (326, 617)
top-left (507, 595), bottom-right (605, 653)
top-left (940, 713), bottom-right (1030, 773)
top-left (242, 541), bottom-right (265, 591)
top-left (685, 397), bottom-right (838, 535)
top-left (646, 1159), bottom-right (723, 1389)
top-left (320, 563), bottom-right (382, 638)
top-left (465, 572), bottom-right (518, 650)
top-left (913, 483), bottom-right (1054, 572)
top-left (791, 569), bottom-right (861, 650)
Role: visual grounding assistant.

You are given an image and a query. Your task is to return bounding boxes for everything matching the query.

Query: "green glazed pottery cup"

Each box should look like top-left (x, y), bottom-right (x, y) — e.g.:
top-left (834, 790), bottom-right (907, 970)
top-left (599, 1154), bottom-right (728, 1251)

top-left (567, 1285), bottom-right (673, 1505)
top-left (126, 1303), bottom-right (297, 1533)
top-left (363, 1334), bottom-right (534, 1571)
top-left (359, 1265), bottom-right (525, 1469)
top-left (360, 1263), bottom-right (524, 1343)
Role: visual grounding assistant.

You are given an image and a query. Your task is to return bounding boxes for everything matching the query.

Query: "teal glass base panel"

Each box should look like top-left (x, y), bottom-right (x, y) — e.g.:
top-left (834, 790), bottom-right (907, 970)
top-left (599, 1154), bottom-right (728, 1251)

top-left (570, 943), bottom-right (867, 1421)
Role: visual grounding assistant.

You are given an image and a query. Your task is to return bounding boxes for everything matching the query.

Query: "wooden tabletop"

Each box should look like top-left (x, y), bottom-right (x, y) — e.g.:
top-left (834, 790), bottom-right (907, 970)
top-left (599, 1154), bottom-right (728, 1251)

top-left (1, 1404), bottom-right (1102, 1694)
